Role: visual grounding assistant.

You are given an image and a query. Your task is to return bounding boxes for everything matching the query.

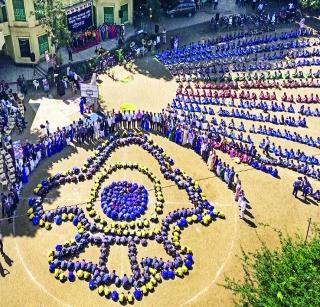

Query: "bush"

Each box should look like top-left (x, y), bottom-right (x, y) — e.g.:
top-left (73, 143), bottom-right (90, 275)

top-left (299, 0), bottom-right (320, 10)
top-left (224, 226), bottom-right (320, 306)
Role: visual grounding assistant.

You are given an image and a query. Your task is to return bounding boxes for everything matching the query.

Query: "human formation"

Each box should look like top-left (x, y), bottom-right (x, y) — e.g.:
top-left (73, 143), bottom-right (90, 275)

top-left (1, 18), bottom-right (319, 305)
top-left (156, 26), bottom-right (320, 200)
top-left (27, 132), bottom-right (225, 302)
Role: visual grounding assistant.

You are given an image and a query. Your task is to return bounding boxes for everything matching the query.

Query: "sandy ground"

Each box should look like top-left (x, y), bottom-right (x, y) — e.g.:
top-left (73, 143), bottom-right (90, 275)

top-left (1, 27), bottom-right (320, 307)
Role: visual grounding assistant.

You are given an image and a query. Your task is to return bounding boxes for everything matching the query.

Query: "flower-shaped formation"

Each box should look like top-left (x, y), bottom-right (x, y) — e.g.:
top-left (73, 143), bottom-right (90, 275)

top-left (101, 181), bottom-right (148, 221)
top-left (27, 132), bottom-right (225, 303)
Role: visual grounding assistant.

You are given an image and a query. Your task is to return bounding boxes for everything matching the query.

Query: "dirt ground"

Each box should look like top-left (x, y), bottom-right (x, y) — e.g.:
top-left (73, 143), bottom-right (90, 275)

top-left (1, 26), bottom-right (320, 307)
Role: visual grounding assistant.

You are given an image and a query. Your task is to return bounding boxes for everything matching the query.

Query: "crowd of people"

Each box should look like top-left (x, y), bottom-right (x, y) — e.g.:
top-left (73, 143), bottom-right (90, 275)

top-left (292, 176), bottom-right (320, 202)
top-left (0, 185), bottom-right (19, 223)
top-left (69, 24), bottom-right (122, 54)
top-left (156, 21), bottom-right (320, 203)
top-left (1, 11), bottom-right (319, 228)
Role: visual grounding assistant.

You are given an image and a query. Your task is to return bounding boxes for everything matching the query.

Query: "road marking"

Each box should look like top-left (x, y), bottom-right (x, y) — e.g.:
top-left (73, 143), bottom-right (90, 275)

top-left (180, 206), bottom-right (238, 306)
top-left (13, 213), bottom-right (71, 307)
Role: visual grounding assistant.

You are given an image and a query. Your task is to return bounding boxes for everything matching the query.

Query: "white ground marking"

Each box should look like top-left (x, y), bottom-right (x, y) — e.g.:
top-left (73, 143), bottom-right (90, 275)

top-left (13, 213), bottom-right (71, 307)
top-left (180, 205), bottom-right (238, 306)
top-left (166, 200), bottom-right (234, 208)
top-left (121, 146), bottom-right (128, 276)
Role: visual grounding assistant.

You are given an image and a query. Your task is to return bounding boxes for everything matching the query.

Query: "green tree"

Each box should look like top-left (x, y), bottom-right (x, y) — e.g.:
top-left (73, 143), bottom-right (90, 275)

top-left (298, 0), bottom-right (320, 9)
top-left (224, 227), bottom-right (320, 306)
top-left (34, 0), bottom-right (70, 49)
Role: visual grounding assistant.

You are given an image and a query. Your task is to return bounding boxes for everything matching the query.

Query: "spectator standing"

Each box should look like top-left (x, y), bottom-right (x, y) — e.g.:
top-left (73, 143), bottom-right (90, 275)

top-left (45, 120), bottom-right (50, 136)
top-left (67, 45), bottom-right (73, 62)
top-left (252, 0), bottom-right (257, 10)
top-left (302, 176), bottom-right (312, 200)
top-left (162, 28), bottom-right (167, 44)
top-left (213, 0), bottom-right (218, 10)
top-left (239, 194), bottom-right (247, 219)
top-left (292, 177), bottom-right (302, 197)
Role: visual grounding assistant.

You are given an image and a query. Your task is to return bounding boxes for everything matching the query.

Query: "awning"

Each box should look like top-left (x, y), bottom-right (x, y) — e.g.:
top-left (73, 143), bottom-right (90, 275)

top-left (0, 30), bottom-right (5, 50)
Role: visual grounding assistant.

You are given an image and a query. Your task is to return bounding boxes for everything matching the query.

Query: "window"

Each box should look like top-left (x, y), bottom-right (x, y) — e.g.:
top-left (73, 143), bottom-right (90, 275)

top-left (1, 6), bottom-right (8, 22)
top-left (18, 38), bottom-right (30, 57)
top-left (38, 34), bottom-right (49, 55)
top-left (12, 0), bottom-right (26, 21)
top-left (120, 4), bottom-right (128, 23)
top-left (34, 1), bottom-right (45, 20)
top-left (104, 7), bottom-right (114, 24)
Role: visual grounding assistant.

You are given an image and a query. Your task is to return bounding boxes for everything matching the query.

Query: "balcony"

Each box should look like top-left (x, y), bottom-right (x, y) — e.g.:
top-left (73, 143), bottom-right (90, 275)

top-left (0, 21), bottom-right (9, 36)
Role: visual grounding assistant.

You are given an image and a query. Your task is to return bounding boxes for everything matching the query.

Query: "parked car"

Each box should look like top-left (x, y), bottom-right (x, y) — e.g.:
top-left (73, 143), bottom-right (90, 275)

top-left (166, 1), bottom-right (196, 18)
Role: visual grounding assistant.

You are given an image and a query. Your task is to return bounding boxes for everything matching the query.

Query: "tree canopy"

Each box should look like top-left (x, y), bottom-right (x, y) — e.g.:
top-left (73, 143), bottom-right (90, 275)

top-left (34, 0), bottom-right (70, 48)
top-left (299, 0), bottom-right (320, 10)
top-left (224, 226), bottom-right (320, 306)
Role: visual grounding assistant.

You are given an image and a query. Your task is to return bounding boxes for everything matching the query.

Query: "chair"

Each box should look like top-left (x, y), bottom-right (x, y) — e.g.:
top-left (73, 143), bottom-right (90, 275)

top-left (9, 174), bottom-right (16, 183)
top-left (63, 76), bottom-right (69, 88)
top-left (18, 92), bottom-right (24, 101)
top-left (0, 173), bottom-right (8, 188)
top-left (33, 80), bottom-right (40, 91)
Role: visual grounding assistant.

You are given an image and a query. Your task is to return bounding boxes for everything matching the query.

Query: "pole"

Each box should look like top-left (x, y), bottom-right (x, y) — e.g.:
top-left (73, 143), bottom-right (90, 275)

top-left (304, 217), bottom-right (312, 244)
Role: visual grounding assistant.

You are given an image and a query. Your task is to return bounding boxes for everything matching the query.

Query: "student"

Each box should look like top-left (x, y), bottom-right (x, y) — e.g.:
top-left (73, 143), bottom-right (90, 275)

top-left (292, 177), bottom-right (302, 197)
top-left (239, 194), bottom-right (247, 219)
top-left (162, 28), bottom-right (167, 44)
top-left (302, 176), bottom-right (312, 199)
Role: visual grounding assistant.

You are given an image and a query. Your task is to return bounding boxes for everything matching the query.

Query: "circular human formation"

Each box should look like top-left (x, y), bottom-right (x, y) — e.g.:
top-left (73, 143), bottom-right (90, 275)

top-left (27, 132), bottom-right (225, 303)
top-left (101, 181), bottom-right (149, 221)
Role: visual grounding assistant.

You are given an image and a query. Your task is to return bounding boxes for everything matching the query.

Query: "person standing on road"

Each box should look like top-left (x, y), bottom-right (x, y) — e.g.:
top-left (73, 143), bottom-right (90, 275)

top-left (67, 45), bottom-right (73, 62)
top-left (162, 28), bottom-right (167, 45)
top-left (213, 0), bottom-right (218, 10)
top-left (252, 0), bottom-right (257, 10)
top-left (195, 0), bottom-right (200, 10)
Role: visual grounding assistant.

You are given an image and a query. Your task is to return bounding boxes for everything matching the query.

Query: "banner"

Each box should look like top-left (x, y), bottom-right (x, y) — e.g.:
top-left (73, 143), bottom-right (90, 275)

top-left (80, 83), bottom-right (99, 98)
top-left (66, 1), bottom-right (93, 32)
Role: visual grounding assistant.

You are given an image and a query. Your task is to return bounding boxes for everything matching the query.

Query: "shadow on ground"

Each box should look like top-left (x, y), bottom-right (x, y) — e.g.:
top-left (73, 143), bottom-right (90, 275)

top-left (133, 56), bottom-right (173, 81)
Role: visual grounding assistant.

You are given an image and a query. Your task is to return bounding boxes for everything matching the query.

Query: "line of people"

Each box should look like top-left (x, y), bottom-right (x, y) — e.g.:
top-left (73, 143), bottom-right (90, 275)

top-left (0, 185), bottom-right (19, 223)
top-left (292, 176), bottom-right (320, 202)
top-left (156, 28), bottom-right (314, 65)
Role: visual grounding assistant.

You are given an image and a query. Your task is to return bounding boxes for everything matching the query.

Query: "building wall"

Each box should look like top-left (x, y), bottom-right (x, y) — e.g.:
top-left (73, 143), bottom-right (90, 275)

top-left (2, 0), bottom-right (51, 64)
top-left (95, 0), bottom-right (132, 25)
top-left (1, 0), bottom-right (132, 64)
